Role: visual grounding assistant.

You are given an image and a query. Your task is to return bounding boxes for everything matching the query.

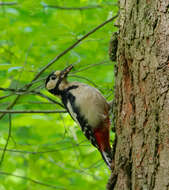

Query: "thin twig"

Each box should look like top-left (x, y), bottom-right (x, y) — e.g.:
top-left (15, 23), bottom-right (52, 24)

top-left (0, 95), bottom-right (20, 120)
top-left (0, 171), bottom-right (66, 189)
top-left (0, 144), bottom-right (89, 154)
top-left (0, 94), bottom-right (14, 100)
top-left (44, 4), bottom-right (102, 10)
top-left (35, 92), bottom-right (64, 108)
top-left (0, 2), bottom-right (17, 6)
top-left (0, 101), bottom-right (60, 105)
top-left (71, 60), bottom-right (111, 74)
top-left (20, 77), bottom-right (46, 91)
top-left (0, 114), bottom-right (12, 167)
top-left (0, 87), bottom-right (64, 108)
top-left (0, 87), bottom-right (25, 92)
top-left (70, 75), bottom-right (99, 88)
top-left (0, 110), bottom-right (66, 114)
top-left (31, 83), bottom-right (44, 91)
top-left (15, 42), bottom-right (34, 90)
top-left (0, 87), bottom-right (40, 93)
top-left (0, 87), bottom-right (40, 95)
top-left (47, 157), bottom-right (101, 180)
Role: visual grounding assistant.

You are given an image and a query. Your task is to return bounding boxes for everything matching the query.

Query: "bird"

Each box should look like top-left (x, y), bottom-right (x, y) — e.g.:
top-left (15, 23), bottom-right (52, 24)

top-left (45, 65), bottom-right (112, 169)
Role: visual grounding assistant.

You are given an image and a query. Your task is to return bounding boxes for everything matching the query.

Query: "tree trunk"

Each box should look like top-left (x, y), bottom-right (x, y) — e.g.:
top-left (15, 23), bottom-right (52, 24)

top-left (108, 0), bottom-right (169, 190)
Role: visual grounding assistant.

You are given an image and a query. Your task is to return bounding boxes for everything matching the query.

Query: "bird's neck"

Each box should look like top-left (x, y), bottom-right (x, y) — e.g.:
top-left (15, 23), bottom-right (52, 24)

top-left (58, 79), bottom-right (69, 91)
top-left (49, 78), bottom-right (69, 96)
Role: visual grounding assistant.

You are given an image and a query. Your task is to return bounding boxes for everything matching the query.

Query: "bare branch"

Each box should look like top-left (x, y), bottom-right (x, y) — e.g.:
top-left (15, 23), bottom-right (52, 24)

top-left (71, 60), bottom-right (111, 74)
top-left (0, 87), bottom-right (41, 94)
top-left (0, 94), bottom-right (14, 100)
top-left (0, 87), bottom-right (64, 108)
top-left (20, 77), bottom-right (46, 91)
top-left (70, 75), bottom-right (99, 88)
top-left (0, 110), bottom-right (66, 114)
top-left (0, 95), bottom-right (20, 120)
top-left (34, 92), bottom-right (65, 108)
top-left (47, 157), bottom-right (101, 180)
top-left (0, 143), bottom-right (88, 154)
top-left (0, 2), bottom-right (17, 6)
top-left (1, 101), bottom-right (61, 105)
top-left (44, 4), bottom-right (102, 10)
top-left (0, 171), bottom-right (66, 189)
top-left (0, 87), bottom-right (25, 92)
top-left (0, 114), bottom-right (12, 167)
top-left (15, 42), bottom-right (34, 89)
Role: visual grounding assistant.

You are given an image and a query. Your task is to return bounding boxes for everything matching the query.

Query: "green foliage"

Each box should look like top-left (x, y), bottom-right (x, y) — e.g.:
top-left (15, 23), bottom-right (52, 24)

top-left (0, 0), bottom-right (118, 189)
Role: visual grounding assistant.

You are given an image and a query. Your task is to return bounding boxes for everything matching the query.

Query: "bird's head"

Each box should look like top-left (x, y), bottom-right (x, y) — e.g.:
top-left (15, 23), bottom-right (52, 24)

top-left (45, 65), bottom-right (73, 95)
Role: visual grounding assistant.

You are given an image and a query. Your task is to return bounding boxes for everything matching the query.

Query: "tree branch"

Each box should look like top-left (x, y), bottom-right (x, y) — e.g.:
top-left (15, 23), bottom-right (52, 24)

top-left (0, 2), bottom-right (17, 6)
top-left (0, 95), bottom-right (20, 120)
top-left (0, 94), bottom-right (14, 100)
top-left (0, 101), bottom-right (61, 106)
top-left (71, 60), bottom-right (110, 74)
top-left (0, 110), bottom-right (66, 114)
top-left (0, 114), bottom-right (12, 167)
top-left (0, 171), bottom-right (66, 189)
top-left (0, 87), bottom-right (65, 108)
top-left (35, 92), bottom-right (65, 108)
top-left (70, 75), bottom-right (99, 88)
top-left (0, 143), bottom-right (88, 154)
top-left (44, 4), bottom-right (102, 10)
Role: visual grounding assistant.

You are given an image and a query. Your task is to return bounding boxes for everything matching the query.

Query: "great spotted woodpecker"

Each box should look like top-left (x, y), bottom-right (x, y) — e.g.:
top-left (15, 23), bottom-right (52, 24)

top-left (45, 65), bottom-right (112, 169)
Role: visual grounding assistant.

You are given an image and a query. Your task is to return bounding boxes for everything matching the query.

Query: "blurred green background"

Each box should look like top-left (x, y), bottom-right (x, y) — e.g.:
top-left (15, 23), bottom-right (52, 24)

top-left (0, 0), bottom-right (118, 189)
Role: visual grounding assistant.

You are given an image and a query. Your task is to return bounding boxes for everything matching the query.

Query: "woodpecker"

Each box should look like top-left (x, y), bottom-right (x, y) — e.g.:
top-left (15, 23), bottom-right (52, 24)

top-left (45, 65), bottom-right (112, 169)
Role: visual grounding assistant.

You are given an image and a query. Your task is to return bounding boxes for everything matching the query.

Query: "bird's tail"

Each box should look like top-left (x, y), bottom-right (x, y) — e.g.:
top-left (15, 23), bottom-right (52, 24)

top-left (100, 149), bottom-right (113, 170)
top-left (93, 118), bottom-right (113, 169)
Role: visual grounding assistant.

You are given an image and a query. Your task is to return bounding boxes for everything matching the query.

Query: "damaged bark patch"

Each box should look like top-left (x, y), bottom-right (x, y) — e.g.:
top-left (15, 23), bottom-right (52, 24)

top-left (122, 59), bottom-right (133, 126)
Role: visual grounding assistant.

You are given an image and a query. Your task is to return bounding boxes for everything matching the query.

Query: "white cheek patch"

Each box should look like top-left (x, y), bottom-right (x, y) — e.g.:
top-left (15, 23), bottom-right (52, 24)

top-left (54, 71), bottom-right (61, 75)
top-left (46, 79), bottom-right (58, 90)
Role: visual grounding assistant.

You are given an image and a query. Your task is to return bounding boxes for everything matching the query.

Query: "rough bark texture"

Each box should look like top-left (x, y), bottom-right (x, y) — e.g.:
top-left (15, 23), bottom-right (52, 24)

top-left (107, 0), bottom-right (169, 190)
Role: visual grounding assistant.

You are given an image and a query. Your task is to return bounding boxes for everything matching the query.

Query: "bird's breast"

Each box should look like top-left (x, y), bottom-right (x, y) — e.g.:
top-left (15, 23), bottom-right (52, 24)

top-left (61, 83), bottom-right (109, 129)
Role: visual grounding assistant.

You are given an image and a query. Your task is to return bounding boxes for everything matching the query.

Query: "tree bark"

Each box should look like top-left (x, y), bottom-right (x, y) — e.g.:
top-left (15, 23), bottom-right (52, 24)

top-left (108, 0), bottom-right (169, 190)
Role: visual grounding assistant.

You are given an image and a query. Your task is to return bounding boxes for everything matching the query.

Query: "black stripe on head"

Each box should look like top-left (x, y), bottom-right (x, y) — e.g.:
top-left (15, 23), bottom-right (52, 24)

top-left (45, 72), bottom-right (54, 87)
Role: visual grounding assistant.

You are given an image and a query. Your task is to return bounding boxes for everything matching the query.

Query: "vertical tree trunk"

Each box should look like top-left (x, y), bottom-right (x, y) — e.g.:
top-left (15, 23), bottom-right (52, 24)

top-left (108, 0), bottom-right (169, 190)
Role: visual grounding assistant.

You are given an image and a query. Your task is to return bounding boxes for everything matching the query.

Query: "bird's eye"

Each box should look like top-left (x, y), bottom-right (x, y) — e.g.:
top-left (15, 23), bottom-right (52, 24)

top-left (51, 75), bottom-right (56, 80)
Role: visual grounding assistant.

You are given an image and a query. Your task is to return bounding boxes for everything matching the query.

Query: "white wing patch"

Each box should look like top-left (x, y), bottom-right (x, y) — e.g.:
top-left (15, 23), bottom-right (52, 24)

top-left (67, 101), bottom-right (81, 126)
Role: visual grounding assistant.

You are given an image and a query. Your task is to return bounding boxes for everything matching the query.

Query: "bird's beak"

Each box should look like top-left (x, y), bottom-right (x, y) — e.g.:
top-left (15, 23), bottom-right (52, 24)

top-left (61, 64), bottom-right (73, 78)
